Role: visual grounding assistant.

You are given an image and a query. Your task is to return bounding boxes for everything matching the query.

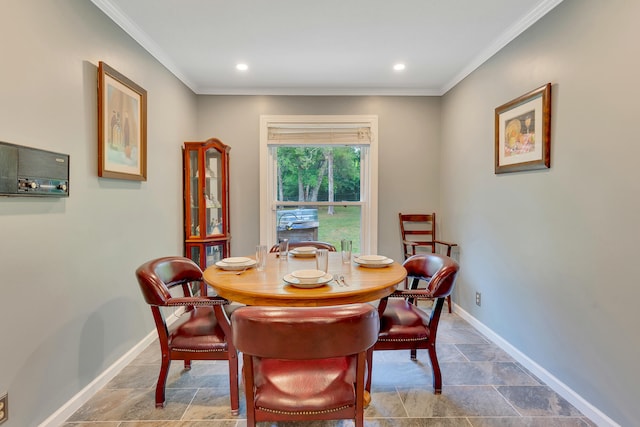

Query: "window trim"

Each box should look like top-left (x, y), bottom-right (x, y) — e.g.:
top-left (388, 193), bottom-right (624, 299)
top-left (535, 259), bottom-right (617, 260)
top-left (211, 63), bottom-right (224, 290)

top-left (259, 115), bottom-right (378, 253)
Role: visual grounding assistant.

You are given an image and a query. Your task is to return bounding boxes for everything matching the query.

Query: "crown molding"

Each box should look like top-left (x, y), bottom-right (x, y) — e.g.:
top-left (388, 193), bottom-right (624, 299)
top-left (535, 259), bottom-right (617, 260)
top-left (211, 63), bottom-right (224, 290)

top-left (440, 0), bottom-right (565, 95)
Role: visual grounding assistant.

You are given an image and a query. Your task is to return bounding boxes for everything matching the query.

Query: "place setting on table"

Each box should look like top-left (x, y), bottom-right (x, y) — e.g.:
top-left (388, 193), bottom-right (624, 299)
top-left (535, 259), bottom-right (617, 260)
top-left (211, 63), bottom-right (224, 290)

top-left (283, 268), bottom-right (333, 289)
top-left (280, 242), bottom-right (342, 289)
top-left (214, 256), bottom-right (257, 274)
top-left (352, 254), bottom-right (395, 268)
top-left (287, 245), bottom-right (318, 258)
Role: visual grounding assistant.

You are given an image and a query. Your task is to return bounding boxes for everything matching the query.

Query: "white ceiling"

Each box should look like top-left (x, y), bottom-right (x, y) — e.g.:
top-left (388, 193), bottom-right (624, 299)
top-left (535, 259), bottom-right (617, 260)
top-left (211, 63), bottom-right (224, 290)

top-left (91, 0), bottom-right (564, 96)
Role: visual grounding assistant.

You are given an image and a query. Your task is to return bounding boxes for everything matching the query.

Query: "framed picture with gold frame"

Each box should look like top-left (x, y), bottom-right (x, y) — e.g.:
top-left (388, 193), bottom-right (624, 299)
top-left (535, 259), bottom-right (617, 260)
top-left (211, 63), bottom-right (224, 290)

top-left (495, 83), bottom-right (551, 174)
top-left (98, 62), bottom-right (147, 180)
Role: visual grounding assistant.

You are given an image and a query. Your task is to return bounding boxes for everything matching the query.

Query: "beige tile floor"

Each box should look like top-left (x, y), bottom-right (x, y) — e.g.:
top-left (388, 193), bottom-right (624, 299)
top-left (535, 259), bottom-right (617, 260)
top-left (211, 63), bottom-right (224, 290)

top-left (63, 311), bottom-right (596, 426)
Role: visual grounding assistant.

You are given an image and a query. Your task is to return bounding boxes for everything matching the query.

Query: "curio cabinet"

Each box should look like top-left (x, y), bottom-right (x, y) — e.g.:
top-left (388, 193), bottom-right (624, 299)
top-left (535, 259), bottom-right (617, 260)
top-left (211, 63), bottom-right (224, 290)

top-left (183, 138), bottom-right (230, 272)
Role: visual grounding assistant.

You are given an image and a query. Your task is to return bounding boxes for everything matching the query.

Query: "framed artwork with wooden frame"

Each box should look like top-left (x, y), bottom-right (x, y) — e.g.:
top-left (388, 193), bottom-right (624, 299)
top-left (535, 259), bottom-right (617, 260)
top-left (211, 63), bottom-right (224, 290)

top-left (98, 61), bottom-right (147, 180)
top-left (495, 83), bottom-right (551, 174)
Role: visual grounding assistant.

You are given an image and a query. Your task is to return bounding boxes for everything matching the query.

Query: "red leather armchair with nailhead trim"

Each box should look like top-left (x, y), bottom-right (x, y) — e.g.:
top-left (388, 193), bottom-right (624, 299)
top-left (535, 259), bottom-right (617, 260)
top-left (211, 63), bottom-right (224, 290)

top-left (399, 213), bottom-right (458, 312)
top-left (232, 304), bottom-right (379, 427)
top-left (135, 256), bottom-right (239, 414)
top-left (367, 253), bottom-right (459, 394)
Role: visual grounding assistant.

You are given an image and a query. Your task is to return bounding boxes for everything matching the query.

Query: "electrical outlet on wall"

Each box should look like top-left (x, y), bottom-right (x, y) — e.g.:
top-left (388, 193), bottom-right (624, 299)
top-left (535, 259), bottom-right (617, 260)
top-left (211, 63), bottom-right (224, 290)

top-left (475, 292), bottom-right (481, 306)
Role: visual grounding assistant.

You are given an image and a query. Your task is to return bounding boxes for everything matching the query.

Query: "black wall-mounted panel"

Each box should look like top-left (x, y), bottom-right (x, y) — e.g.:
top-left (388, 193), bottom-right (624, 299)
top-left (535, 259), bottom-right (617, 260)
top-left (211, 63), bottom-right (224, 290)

top-left (0, 141), bottom-right (69, 197)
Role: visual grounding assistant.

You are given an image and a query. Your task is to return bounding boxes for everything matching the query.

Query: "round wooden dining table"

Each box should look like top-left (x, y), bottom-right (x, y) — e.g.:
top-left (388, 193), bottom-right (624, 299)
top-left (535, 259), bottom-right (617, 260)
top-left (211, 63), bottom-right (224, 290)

top-left (203, 252), bottom-right (407, 306)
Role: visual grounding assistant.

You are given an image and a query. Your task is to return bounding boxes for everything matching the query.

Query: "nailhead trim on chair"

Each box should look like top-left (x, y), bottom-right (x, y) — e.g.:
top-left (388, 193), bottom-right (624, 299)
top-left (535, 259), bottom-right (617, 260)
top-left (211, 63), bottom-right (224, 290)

top-left (172, 348), bottom-right (226, 352)
top-left (389, 292), bottom-right (434, 299)
top-left (258, 405), bottom-right (351, 415)
top-left (379, 337), bottom-right (426, 342)
top-left (166, 301), bottom-right (228, 307)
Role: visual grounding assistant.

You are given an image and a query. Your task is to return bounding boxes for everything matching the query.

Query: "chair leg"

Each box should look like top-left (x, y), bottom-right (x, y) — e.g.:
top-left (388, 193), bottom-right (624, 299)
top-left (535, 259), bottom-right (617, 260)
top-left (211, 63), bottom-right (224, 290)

top-left (427, 344), bottom-right (442, 394)
top-left (365, 348), bottom-right (373, 392)
top-left (184, 359), bottom-right (191, 370)
top-left (447, 295), bottom-right (452, 313)
top-left (228, 351), bottom-right (240, 415)
top-left (355, 352), bottom-right (366, 427)
top-left (410, 349), bottom-right (417, 361)
top-left (155, 357), bottom-right (171, 408)
top-left (243, 354), bottom-right (257, 427)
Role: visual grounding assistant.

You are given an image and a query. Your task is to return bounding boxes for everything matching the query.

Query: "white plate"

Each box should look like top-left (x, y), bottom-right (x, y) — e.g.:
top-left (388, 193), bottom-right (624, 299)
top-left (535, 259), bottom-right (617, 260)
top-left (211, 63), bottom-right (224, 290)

top-left (294, 246), bottom-right (317, 254)
top-left (221, 257), bottom-right (251, 264)
top-left (291, 269), bottom-right (325, 283)
top-left (216, 259), bottom-right (257, 271)
top-left (283, 273), bottom-right (333, 288)
top-left (289, 248), bottom-right (317, 258)
top-left (354, 257), bottom-right (394, 268)
top-left (357, 255), bottom-right (388, 264)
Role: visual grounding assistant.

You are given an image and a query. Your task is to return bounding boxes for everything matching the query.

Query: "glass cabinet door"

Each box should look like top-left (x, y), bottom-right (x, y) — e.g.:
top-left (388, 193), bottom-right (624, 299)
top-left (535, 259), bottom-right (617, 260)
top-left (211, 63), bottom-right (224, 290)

top-left (204, 147), bottom-right (223, 236)
top-left (205, 243), bottom-right (223, 267)
top-left (188, 149), bottom-right (200, 237)
top-left (187, 242), bottom-right (224, 268)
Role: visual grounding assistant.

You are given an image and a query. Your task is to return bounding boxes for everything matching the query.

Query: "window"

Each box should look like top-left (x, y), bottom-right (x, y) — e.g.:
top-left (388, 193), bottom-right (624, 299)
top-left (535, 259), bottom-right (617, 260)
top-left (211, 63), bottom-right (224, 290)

top-left (260, 115), bottom-right (378, 254)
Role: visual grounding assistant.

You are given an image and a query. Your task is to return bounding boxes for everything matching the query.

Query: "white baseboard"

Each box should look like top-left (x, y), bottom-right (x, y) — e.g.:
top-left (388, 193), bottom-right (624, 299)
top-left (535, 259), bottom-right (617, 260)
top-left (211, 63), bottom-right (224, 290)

top-left (38, 311), bottom-right (182, 427)
top-left (453, 303), bottom-right (619, 427)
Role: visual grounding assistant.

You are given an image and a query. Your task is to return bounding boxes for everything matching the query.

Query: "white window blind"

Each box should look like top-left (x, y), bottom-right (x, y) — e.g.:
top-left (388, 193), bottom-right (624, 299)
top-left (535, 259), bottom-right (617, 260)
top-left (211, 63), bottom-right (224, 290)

top-left (267, 123), bottom-right (373, 145)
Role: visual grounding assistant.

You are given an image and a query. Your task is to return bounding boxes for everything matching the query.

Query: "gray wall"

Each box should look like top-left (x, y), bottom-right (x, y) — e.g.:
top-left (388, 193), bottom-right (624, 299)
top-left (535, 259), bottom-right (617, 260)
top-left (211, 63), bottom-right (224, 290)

top-left (440, 0), bottom-right (640, 425)
top-left (196, 95), bottom-right (442, 259)
top-left (0, 1), bottom-right (197, 426)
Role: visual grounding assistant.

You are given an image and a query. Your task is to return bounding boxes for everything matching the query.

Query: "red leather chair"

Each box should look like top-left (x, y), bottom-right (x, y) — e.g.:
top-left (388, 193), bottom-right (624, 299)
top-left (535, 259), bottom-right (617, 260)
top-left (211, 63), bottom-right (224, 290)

top-left (399, 213), bottom-right (458, 312)
top-left (135, 256), bottom-right (239, 413)
top-left (367, 253), bottom-right (459, 394)
top-left (269, 240), bottom-right (337, 253)
top-left (232, 304), bottom-right (379, 427)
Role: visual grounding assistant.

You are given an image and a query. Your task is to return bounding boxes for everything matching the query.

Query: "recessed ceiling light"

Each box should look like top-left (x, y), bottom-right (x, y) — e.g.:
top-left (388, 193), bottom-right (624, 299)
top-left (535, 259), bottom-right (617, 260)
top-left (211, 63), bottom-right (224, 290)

top-left (393, 63), bottom-right (406, 71)
top-left (236, 63), bottom-right (248, 71)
